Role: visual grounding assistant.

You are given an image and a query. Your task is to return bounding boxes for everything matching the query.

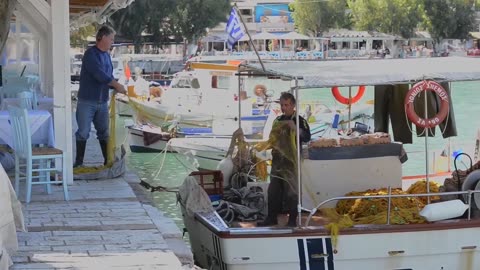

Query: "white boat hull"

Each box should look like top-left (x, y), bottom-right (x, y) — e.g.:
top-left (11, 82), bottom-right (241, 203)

top-left (170, 137), bottom-right (229, 170)
top-left (182, 209), bottom-right (480, 270)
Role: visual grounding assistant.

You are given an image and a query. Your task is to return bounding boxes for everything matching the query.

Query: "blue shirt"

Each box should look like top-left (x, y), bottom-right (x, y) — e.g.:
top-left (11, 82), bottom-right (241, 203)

top-left (78, 46), bottom-right (113, 103)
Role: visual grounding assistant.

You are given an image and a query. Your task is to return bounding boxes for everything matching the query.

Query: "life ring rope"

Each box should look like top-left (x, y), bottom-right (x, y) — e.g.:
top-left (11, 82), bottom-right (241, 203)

top-left (331, 86), bottom-right (366, 105)
top-left (404, 80), bottom-right (450, 129)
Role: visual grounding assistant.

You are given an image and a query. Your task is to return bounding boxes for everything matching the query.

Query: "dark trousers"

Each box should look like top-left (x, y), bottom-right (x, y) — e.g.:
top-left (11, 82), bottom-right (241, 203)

top-left (374, 84), bottom-right (413, 143)
top-left (267, 174), bottom-right (298, 221)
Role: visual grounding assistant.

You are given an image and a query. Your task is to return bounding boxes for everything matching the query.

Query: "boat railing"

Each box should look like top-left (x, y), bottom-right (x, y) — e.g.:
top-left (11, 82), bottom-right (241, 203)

top-left (305, 189), bottom-right (480, 227)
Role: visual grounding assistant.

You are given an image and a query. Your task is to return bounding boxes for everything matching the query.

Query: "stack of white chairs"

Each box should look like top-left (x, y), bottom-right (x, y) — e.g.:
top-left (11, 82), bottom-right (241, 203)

top-left (8, 106), bottom-right (69, 203)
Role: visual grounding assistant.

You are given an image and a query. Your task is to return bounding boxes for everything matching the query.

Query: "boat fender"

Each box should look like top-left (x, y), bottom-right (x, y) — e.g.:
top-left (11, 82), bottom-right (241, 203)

top-left (331, 85), bottom-right (366, 105)
top-left (404, 80), bottom-right (449, 129)
top-left (419, 199), bottom-right (468, 222)
top-left (217, 156), bottom-right (234, 188)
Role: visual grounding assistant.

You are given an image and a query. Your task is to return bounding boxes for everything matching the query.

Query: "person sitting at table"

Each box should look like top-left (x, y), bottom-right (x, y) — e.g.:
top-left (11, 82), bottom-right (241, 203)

top-left (74, 25), bottom-right (126, 167)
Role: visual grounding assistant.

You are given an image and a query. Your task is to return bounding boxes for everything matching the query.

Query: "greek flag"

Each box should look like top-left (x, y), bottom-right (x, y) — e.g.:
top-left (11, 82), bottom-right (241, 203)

top-left (226, 8), bottom-right (245, 50)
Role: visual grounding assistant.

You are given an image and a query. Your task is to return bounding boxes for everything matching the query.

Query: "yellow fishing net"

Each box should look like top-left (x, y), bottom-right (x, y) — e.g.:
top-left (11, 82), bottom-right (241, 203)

top-left (406, 179), bottom-right (440, 204)
top-left (322, 180), bottom-right (440, 249)
top-left (336, 188), bottom-right (422, 219)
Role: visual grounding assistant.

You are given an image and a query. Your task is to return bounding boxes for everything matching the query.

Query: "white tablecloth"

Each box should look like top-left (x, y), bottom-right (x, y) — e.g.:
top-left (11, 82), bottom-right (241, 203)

top-left (0, 164), bottom-right (25, 268)
top-left (0, 110), bottom-right (54, 148)
top-left (0, 97), bottom-right (54, 113)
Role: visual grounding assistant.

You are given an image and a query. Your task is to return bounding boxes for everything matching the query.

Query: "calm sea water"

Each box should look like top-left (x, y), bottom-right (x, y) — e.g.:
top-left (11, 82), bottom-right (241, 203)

top-left (121, 81), bottom-right (480, 236)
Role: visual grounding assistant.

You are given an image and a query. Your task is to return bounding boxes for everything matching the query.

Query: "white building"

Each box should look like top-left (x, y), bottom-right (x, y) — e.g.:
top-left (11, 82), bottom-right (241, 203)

top-left (209, 0), bottom-right (295, 35)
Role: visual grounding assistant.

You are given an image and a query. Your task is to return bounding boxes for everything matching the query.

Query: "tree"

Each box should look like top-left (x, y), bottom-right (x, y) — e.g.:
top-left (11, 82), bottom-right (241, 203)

top-left (109, 0), bottom-right (150, 53)
top-left (70, 24), bottom-right (97, 49)
top-left (348, 0), bottom-right (423, 38)
top-left (170, 0), bottom-right (231, 45)
top-left (143, 0), bottom-right (179, 48)
top-left (423, 0), bottom-right (476, 43)
top-left (109, 0), bottom-right (230, 54)
top-left (289, 0), bottom-right (351, 36)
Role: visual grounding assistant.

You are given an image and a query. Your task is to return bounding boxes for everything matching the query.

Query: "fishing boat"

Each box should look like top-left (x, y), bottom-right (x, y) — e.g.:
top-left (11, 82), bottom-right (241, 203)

top-left (125, 61), bottom-right (271, 128)
top-left (174, 57), bottom-right (480, 270)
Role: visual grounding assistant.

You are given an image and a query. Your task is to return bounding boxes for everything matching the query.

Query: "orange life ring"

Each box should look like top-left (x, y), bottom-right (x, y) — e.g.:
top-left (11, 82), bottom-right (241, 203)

top-left (404, 80), bottom-right (449, 128)
top-left (331, 85), bottom-right (366, 105)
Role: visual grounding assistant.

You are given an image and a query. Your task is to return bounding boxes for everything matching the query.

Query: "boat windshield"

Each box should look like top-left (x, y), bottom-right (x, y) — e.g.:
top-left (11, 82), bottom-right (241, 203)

top-left (171, 76), bottom-right (200, 89)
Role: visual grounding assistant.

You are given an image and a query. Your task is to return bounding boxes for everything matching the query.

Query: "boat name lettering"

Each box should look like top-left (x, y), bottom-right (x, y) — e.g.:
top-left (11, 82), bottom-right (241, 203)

top-left (406, 83), bottom-right (424, 103)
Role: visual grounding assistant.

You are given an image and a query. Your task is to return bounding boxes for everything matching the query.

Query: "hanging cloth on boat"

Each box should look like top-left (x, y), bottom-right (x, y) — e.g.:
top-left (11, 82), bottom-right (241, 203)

top-left (374, 83), bottom-right (457, 144)
top-left (374, 84), bottom-right (413, 144)
top-left (414, 81), bottom-right (457, 138)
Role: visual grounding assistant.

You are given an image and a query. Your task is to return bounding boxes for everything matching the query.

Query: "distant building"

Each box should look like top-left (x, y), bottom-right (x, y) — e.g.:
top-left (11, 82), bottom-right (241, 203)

top-left (209, 0), bottom-right (295, 35)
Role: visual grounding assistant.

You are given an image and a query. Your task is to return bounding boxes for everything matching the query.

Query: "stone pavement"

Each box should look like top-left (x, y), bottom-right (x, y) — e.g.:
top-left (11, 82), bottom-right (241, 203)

top-left (5, 105), bottom-right (200, 269)
top-left (10, 170), bottom-right (195, 270)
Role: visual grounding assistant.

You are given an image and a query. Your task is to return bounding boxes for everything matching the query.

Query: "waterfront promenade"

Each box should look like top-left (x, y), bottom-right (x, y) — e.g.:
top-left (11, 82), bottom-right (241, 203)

top-left (9, 138), bottom-right (196, 269)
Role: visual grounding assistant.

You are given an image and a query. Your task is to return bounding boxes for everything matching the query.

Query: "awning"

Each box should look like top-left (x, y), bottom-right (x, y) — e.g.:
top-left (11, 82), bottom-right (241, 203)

top-left (469, 32), bottom-right (480, 39)
top-left (240, 57), bottom-right (480, 88)
top-left (279, 32), bottom-right (311, 40)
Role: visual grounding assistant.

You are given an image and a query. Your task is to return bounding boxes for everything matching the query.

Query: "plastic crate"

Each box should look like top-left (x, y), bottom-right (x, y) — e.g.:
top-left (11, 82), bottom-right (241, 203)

top-left (189, 170), bottom-right (223, 196)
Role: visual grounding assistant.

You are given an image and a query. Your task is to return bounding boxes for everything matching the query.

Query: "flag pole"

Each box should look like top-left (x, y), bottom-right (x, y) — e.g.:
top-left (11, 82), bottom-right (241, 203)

top-left (233, 5), bottom-right (266, 72)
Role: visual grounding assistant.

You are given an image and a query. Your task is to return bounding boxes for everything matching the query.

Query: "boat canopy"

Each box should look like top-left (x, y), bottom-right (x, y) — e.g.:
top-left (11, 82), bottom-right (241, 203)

top-left (239, 57), bottom-right (480, 88)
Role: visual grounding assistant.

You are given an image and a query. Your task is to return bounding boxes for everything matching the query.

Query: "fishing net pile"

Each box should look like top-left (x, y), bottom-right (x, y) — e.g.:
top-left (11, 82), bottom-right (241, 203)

top-left (320, 180), bottom-right (441, 248)
top-left (332, 180), bottom-right (440, 225)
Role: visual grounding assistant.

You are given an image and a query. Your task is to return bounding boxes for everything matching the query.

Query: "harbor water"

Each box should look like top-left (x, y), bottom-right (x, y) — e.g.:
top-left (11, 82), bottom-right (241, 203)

top-left (120, 81), bottom-right (480, 242)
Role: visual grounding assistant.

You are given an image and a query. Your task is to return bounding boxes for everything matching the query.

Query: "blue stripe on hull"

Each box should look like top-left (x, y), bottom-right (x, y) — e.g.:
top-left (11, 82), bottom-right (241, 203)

top-left (297, 239), bottom-right (307, 270)
top-left (298, 238), bottom-right (335, 270)
top-left (307, 238), bottom-right (325, 270)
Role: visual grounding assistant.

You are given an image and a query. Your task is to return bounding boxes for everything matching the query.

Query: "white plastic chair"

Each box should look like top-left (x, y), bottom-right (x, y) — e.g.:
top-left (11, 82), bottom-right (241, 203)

top-left (8, 106), bottom-right (68, 203)
top-left (16, 91), bottom-right (36, 110)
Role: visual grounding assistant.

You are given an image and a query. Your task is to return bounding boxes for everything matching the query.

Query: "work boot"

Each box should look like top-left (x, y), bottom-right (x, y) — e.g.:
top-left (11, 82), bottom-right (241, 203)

top-left (99, 140), bottom-right (108, 166)
top-left (257, 216), bottom-right (278, 226)
top-left (74, 140), bottom-right (86, 167)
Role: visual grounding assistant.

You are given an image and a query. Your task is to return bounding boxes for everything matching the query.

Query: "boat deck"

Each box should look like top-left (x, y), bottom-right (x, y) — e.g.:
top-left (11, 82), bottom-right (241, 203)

top-left (195, 208), bottom-right (480, 238)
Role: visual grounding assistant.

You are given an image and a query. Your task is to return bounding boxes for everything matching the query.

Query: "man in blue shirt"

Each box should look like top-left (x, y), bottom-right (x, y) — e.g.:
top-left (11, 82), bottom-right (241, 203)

top-left (74, 25), bottom-right (126, 167)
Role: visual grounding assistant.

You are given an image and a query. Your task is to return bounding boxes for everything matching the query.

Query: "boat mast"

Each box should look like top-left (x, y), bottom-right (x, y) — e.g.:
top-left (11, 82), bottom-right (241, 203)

top-left (294, 78), bottom-right (302, 226)
top-left (424, 81), bottom-right (431, 203)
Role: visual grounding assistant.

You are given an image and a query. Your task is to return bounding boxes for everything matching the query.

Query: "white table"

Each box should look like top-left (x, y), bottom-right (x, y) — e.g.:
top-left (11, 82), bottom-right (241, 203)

top-left (0, 110), bottom-right (55, 148)
top-left (0, 164), bottom-right (25, 268)
top-left (1, 97), bottom-right (54, 113)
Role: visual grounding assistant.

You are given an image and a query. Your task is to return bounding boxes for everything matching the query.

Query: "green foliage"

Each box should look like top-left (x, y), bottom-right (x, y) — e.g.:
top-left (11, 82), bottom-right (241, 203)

top-left (290, 0), bottom-right (351, 35)
top-left (143, 0), bottom-right (179, 46)
top-left (108, 0), bottom-right (230, 51)
top-left (70, 24), bottom-right (97, 48)
top-left (423, 0), bottom-right (476, 42)
top-left (109, 0), bottom-right (151, 52)
top-left (348, 0), bottom-right (423, 38)
top-left (170, 0), bottom-right (231, 43)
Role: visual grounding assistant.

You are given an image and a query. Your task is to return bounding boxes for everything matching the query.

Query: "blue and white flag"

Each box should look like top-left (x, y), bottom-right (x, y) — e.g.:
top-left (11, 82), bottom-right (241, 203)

top-left (225, 8), bottom-right (245, 50)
